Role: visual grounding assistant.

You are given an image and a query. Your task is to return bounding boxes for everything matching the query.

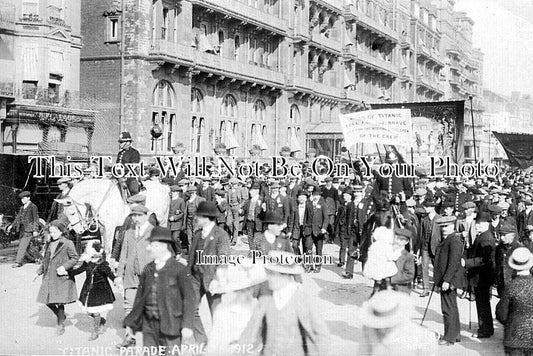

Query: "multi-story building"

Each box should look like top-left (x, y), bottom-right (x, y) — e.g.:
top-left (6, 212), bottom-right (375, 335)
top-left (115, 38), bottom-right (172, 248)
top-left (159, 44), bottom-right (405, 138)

top-left (0, 0), bottom-right (94, 156)
top-left (482, 89), bottom-right (533, 165)
top-left (80, 0), bottom-right (482, 159)
top-left (435, 0), bottom-right (484, 162)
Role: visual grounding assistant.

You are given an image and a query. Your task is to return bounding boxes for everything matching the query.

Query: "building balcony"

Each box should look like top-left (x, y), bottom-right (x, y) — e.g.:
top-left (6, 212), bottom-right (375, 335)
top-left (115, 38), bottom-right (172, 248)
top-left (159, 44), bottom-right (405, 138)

top-left (288, 25), bottom-right (310, 42)
top-left (343, 5), bottom-right (358, 23)
top-left (287, 76), bottom-right (341, 99)
top-left (356, 51), bottom-right (398, 77)
top-left (342, 45), bottom-right (357, 61)
top-left (312, 0), bottom-right (344, 12)
top-left (309, 32), bottom-right (342, 55)
top-left (399, 35), bottom-right (412, 48)
top-left (399, 68), bottom-right (412, 81)
top-left (149, 41), bottom-right (285, 88)
top-left (0, 4), bottom-right (16, 32)
top-left (190, 0), bottom-right (287, 36)
top-left (446, 44), bottom-right (463, 58)
top-left (417, 76), bottom-right (443, 95)
top-left (449, 60), bottom-right (461, 73)
top-left (357, 12), bottom-right (398, 43)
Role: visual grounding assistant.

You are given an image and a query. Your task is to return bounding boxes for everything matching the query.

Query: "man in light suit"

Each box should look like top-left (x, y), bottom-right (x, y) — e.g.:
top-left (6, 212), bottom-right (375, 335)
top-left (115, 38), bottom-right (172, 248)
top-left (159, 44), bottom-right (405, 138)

top-left (187, 201), bottom-right (230, 345)
top-left (10, 191), bottom-right (40, 268)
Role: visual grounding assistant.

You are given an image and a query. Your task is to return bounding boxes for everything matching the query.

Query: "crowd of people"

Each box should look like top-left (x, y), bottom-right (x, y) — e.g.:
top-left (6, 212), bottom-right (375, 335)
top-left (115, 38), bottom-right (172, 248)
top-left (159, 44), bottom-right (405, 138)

top-left (5, 133), bottom-right (533, 355)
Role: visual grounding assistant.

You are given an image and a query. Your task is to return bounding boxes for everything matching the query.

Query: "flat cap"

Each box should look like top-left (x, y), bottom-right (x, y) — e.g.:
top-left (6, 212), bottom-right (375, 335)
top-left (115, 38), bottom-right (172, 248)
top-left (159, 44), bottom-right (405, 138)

top-left (462, 201), bottom-right (477, 210)
top-left (215, 189), bottom-right (226, 197)
top-left (414, 188), bottom-right (427, 196)
top-left (187, 185), bottom-right (198, 193)
top-left (500, 223), bottom-right (517, 235)
top-left (57, 177), bottom-right (72, 184)
top-left (127, 194), bottom-right (146, 204)
top-left (498, 202), bottom-right (510, 210)
top-left (423, 199), bottom-right (436, 207)
top-left (406, 198), bottom-right (416, 207)
top-left (18, 191), bottom-right (31, 198)
top-left (442, 200), bottom-right (454, 208)
top-left (394, 228), bottom-right (412, 240)
top-left (488, 205), bottom-right (502, 214)
top-left (270, 182), bottom-right (281, 189)
top-left (324, 177), bottom-right (333, 182)
top-left (178, 179), bottom-right (189, 186)
top-left (352, 185), bottom-right (364, 191)
top-left (170, 185), bottom-right (181, 192)
top-left (130, 204), bottom-right (149, 215)
top-left (436, 215), bottom-right (457, 226)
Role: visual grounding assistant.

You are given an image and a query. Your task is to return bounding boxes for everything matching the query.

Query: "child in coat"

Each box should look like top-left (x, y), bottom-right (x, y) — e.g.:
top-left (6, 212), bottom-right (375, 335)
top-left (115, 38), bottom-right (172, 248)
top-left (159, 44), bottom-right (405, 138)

top-left (71, 240), bottom-right (116, 340)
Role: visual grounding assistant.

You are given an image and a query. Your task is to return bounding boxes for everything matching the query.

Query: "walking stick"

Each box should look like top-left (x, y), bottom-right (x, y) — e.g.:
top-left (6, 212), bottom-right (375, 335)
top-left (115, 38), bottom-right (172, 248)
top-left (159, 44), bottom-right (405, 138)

top-left (421, 284), bottom-right (436, 326)
top-left (469, 296), bottom-right (472, 329)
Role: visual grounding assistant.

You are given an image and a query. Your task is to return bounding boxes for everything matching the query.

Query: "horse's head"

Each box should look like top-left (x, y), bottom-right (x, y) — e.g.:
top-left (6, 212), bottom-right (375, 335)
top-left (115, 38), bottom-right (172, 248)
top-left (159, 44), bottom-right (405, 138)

top-left (55, 197), bottom-right (93, 234)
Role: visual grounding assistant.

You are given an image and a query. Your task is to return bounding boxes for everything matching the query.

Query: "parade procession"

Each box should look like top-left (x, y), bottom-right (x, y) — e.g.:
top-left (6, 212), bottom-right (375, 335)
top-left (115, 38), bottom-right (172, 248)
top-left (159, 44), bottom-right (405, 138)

top-left (2, 0), bottom-right (533, 356)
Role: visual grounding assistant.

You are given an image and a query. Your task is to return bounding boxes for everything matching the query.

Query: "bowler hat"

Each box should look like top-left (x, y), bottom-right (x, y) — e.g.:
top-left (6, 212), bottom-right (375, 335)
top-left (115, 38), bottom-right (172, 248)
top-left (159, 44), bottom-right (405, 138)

top-left (18, 191), bottom-right (31, 198)
top-left (442, 200), bottom-right (454, 208)
top-left (476, 212), bottom-right (492, 223)
top-left (118, 131), bottom-right (133, 143)
top-left (250, 182), bottom-right (261, 190)
top-left (210, 260), bottom-right (267, 294)
top-left (423, 199), bottom-right (436, 207)
top-left (196, 201), bottom-right (218, 218)
top-left (488, 205), bottom-right (502, 214)
top-left (149, 226), bottom-right (173, 243)
top-left (262, 212), bottom-right (284, 225)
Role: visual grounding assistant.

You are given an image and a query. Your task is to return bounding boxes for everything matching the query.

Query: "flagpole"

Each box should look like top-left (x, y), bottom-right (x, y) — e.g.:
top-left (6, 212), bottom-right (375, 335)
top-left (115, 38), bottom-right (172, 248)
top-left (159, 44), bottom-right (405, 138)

top-left (469, 96), bottom-right (477, 162)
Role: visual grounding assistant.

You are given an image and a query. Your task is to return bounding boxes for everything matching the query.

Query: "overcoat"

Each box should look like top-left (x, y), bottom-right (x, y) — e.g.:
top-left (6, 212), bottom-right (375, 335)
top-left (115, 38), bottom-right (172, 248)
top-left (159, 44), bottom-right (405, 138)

top-left (37, 237), bottom-right (79, 304)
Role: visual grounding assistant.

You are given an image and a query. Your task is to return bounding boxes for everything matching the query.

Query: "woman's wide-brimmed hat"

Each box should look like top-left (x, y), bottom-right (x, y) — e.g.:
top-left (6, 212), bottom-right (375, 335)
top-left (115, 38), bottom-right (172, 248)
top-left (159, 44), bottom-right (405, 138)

top-left (508, 247), bottom-right (533, 271)
top-left (359, 290), bottom-right (411, 329)
top-left (209, 259), bottom-right (267, 294)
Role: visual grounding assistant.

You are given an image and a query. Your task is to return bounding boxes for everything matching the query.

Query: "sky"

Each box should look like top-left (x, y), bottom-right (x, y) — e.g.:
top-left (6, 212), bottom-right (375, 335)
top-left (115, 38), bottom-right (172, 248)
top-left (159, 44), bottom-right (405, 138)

top-left (455, 0), bottom-right (533, 97)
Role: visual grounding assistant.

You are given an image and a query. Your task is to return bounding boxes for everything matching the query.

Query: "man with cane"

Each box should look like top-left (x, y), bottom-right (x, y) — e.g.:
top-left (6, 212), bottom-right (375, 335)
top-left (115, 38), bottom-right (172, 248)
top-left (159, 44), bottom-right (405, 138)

top-left (433, 215), bottom-right (465, 346)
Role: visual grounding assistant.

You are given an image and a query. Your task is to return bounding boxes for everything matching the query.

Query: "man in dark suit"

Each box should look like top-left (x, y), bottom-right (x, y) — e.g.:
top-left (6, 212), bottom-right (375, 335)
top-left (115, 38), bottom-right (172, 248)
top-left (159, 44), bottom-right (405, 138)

top-left (184, 186), bottom-right (206, 247)
top-left (168, 185), bottom-right (186, 254)
top-left (10, 191), bottom-right (40, 268)
top-left (287, 190), bottom-right (308, 255)
top-left (187, 202), bottom-right (230, 344)
top-left (433, 215), bottom-right (464, 346)
top-left (336, 187), bottom-right (356, 269)
top-left (416, 199), bottom-right (442, 297)
top-left (517, 198), bottom-right (533, 239)
top-left (321, 177), bottom-right (339, 243)
top-left (116, 131), bottom-right (141, 196)
top-left (47, 177), bottom-right (73, 222)
top-left (372, 151), bottom-right (413, 200)
top-left (197, 177), bottom-right (215, 203)
top-left (462, 212), bottom-right (496, 339)
top-left (263, 182), bottom-right (290, 227)
top-left (124, 226), bottom-right (195, 350)
top-left (302, 188), bottom-right (328, 273)
top-left (242, 183), bottom-right (263, 252)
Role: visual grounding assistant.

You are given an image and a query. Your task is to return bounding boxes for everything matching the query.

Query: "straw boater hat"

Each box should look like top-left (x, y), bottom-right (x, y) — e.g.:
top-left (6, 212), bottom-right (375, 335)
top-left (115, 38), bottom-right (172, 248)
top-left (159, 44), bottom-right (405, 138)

top-left (209, 259), bottom-right (267, 294)
top-left (359, 290), bottom-right (411, 329)
top-left (263, 250), bottom-right (304, 275)
top-left (508, 247), bottom-right (533, 271)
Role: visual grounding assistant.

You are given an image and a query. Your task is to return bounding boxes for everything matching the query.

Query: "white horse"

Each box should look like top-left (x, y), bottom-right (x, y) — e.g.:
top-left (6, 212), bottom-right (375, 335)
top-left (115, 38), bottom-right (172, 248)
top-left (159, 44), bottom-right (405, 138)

top-left (57, 178), bottom-right (170, 254)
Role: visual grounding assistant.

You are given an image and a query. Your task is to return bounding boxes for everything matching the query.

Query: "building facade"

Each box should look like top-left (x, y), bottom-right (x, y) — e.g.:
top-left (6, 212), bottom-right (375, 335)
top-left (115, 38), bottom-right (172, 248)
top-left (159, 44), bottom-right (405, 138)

top-left (0, 0), bottom-right (94, 157)
top-left (80, 0), bottom-right (483, 159)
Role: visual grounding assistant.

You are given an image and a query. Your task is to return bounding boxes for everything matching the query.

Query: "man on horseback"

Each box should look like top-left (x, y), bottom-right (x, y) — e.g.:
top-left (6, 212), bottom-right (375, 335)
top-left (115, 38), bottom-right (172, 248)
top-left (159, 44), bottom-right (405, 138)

top-left (117, 131), bottom-right (141, 197)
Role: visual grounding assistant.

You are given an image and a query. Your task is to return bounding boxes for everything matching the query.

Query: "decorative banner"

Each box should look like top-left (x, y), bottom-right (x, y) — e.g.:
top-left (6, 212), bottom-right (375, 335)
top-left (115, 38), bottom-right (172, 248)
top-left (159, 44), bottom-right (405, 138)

top-left (339, 109), bottom-right (413, 147)
top-left (371, 101), bottom-right (465, 169)
top-left (492, 131), bottom-right (533, 169)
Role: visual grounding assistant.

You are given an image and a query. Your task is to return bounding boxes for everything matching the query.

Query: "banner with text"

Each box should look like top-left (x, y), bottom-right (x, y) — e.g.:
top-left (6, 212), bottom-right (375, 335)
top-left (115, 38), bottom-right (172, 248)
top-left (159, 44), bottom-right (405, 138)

top-left (339, 109), bottom-right (413, 147)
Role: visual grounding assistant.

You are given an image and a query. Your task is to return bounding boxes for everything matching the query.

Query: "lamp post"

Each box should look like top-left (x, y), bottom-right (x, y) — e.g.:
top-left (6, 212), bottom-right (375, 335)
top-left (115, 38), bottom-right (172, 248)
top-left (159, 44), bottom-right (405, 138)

top-left (150, 123), bottom-right (163, 156)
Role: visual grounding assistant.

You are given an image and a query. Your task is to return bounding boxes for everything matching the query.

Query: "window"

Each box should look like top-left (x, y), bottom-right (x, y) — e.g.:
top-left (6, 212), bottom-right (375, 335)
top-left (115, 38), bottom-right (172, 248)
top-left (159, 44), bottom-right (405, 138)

top-left (221, 94), bottom-right (237, 118)
top-left (48, 83), bottom-right (60, 104)
top-left (218, 30), bottom-right (224, 55)
top-left (252, 100), bottom-right (267, 150)
top-left (253, 100), bottom-right (266, 122)
top-left (23, 0), bottom-right (39, 16)
top-left (151, 4), bottom-right (156, 40)
top-left (162, 7), bottom-right (169, 40)
top-left (22, 81), bottom-right (38, 99)
top-left (234, 35), bottom-right (240, 60)
top-left (151, 81), bottom-right (176, 153)
top-left (107, 17), bottom-right (119, 42)
top-left (173, 8), bottom-right (178, 43)
top-left (191, 88), bottom-right (204, 153)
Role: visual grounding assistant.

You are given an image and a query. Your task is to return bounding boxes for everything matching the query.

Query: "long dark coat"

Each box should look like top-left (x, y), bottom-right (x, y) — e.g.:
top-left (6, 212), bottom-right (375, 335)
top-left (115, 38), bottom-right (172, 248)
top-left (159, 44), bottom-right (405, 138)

top-left (37, 237), bottom-right (79, 304)
top-left (464, 230), bottom-right (496, 288)
top-left (125, 258), bottom-right (195, 336)
top-left (71, 260), bottom-right (116, 307)
top-left (433, 232), bottom-right (466, 289)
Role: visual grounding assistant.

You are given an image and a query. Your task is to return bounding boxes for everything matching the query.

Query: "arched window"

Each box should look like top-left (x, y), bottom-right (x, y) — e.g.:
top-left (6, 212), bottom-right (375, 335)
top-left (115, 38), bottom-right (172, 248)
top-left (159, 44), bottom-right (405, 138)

top-left (234, 35), bottom-right (240, 61)
top-left (288, 104), bottom-right (301, 144)
top-left (220, 94), bottom-right (238, 152)
top-left (253, 100), bottom-right (266, 122)
top-left (218, 30), bottom-right (224, 55)
top-left (191, 88), bottom-right (204, 153)
top-left (151, 80), bottom-right (176, 153)
top-left (251, 100), bottom-right (267, 151)
top-left (290, 104), bottom-right (301, 125)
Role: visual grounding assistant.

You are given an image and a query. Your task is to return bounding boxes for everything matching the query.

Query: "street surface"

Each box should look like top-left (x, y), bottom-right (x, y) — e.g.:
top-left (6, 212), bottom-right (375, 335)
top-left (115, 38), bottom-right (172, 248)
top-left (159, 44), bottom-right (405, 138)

top-left (0, 243), bottom-right (504, 356)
